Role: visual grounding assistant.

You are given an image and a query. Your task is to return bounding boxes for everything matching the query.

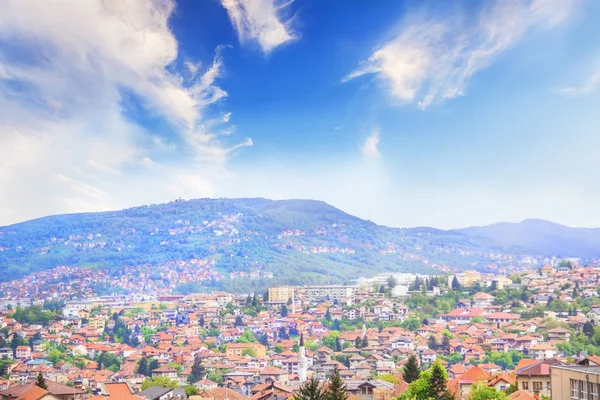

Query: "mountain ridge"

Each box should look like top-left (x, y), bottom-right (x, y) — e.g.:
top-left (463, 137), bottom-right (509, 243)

top-left (0, 198), bottom-right (597, 290)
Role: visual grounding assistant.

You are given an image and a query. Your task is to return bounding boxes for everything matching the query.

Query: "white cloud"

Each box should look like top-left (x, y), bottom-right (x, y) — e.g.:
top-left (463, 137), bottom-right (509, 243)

top-left (345, 0), bottom-right (578, 108)
top-left (556, 66), bottom-right (600, 96)
top-left (0, 0), bottom-right (251, 225)
top-left (220, 0), bottom-right (296, 53)
top-left (361, 129), bottom-right (381, 159)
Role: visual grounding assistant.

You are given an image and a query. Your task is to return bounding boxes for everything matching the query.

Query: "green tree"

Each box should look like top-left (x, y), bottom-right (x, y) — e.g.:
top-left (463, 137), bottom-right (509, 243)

top-left (184, 386), bottom-right (198, 396)
top-left (140, 376), bottom-right (179, 390)
top-left (403, 355), bottom-right (421, 384)
top-left (35, 373), bottom-right (48, 390)
top-left (428, 335), bottom-right (438, 350)
top-left (296, 377), bottom-right (324, 400)
top-left (452, 276), bottom-right (461, 291)
top-left (467, 382), bottom-right (507, 400)
top-left (583, 322), bottom-right (595, 338)
top-left (137, 357), bottom-right (149, 377)
top-left (148, 358), bottom-right (160, 373)
top-left (281, 305), bottom-right (288, 317)
top-left (188, 354), bottom-right (205, 383)
top-left (325, 366), bottom-right (348, 400)
top-left (242, 348), bottom-right (257, 357)
top-left (387, 276), bottom-right (397, 288)
top-left (429, 360), bottom-right (450, 399)
top-left (361, 336), bottom-right (368, 349)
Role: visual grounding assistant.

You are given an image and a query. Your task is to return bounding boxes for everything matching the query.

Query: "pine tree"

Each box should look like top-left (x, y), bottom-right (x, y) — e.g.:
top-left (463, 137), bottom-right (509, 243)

top-left (428, 360), bottom-right (449, 400)
top-left (361, 336), bottom-right (368, 349)
top-left (35, 373), bottom-right (48, 390)
top-left (583, 321), bottom-right (595, 338)
top-left (427, 335), bottom-right (438, 350)
top-left (354, 336), bottom-right (362, 349)
top-left (325, 366), bottom-right (348, 400)
top-left (188, 354), bottom-right (205, 383)
top-left (199, 316), bottom-right (205, 327)
top-left (452, 276), bottom-right (461, 291)
top-left (296, 377), bottom-right (324, 400)
top-left (335, 337), bottom-right (342, 352)
top-left (148, 358), bottom-right (159, 376)
top-left (137, 357), bottom-right (148, 376)
top-left (402, 355), bottom-right (421, 384)
top-left (325, 309), bottom-right (332, 321)
top-left (281, 305), bottom-right (288, 317)
top-left (441, 335), bottom-right (451, 354)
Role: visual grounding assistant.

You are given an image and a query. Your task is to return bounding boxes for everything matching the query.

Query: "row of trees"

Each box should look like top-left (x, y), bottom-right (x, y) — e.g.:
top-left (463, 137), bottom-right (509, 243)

top-left (296, 367), bottom-right (348, 400)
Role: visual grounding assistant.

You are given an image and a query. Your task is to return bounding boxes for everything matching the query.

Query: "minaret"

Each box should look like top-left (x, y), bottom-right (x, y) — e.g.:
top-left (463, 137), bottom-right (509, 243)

top-left (298, 332), bottom-right (307, 383)
top-left (362, 323), bottom-right (367, 338)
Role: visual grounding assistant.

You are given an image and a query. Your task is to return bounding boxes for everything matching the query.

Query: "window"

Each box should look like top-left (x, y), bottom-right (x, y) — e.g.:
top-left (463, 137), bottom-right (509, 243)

top-left (571, 379), bottom-right (578, 399)
top-left (592, 383), bottom-right (599, 400)
top-left (582, 381), bottom-right (588, 400)
top-left (533, 382), bottom-right (543, 391)
top-left (522, 382), bottom-right (529, 390)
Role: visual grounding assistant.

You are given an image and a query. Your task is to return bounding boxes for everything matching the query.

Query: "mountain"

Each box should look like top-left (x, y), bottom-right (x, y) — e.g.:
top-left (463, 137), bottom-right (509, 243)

top-left (0, 198), bottom-right (525, 291)
top-left (456, 218), bottom-right (600, 259)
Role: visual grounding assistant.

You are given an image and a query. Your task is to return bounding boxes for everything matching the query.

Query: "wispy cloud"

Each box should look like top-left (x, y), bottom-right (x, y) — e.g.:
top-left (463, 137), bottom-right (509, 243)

top-left (362, 129), bottom-right (381, 159)
top-left (345, 0), bottom-right (579, 109)
top-left (556, 65), bottom-right (600, 96)
top-left (220, 0), bottom-right (296, 53)
top-left (0, 0), bottom-right (250, 224)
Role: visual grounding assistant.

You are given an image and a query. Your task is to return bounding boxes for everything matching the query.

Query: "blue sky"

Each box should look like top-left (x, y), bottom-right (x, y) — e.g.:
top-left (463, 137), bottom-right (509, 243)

top-left (1, 0), bottom-right (599, 229)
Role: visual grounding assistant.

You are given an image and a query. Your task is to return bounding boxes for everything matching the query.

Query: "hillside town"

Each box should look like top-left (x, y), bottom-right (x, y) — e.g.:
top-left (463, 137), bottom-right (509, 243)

top-left (1, 261), bottom-right (600, 400)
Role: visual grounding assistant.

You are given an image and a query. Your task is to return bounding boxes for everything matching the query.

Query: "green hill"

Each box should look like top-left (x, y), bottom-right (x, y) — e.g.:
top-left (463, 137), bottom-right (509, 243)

top-left (0, 198), bottom-right (528, 290)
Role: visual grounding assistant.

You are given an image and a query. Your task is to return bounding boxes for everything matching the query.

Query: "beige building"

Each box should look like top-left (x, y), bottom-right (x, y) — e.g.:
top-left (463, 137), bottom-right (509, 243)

top-left (515, 359), bottom-right (563, 398)
top-left (268, 286), bottom-right (295, 304)
top-left (226, 342), bottom-right (267, 357)
top-left (551, 365), bottom-right (600, 400)
top-left (450, 270), bottom-right (481, 287)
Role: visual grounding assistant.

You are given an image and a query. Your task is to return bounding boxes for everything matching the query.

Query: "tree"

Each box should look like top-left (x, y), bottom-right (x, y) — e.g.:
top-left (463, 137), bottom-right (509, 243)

top-left (184, 386), bottom-right (198, 397)
top-left (199, 316), bottom-right (205, 327)
top-left (141, 376), bottom-right (179, 390)
top-left (242, 348), bottom-right (257, 357)
top-left (354, 336), bottom-right (362, 349)
top-left (188, 354), bottom-right (205, 383)
top-left (296, 377), bottom-right (324, 400)
top-left (467, 382), bottom-right (507, 400)
top-left (35, 373), bottom-right (48, 390)
top-left (325, 366), bottom-right (348, 400)
top-left (441, 335), bottom-right (451, 353)
top-left (335, 337), bottom-right (342, 352)
top-left (387, 276), bottom-right (397, 288)
top-left (325, 309), bottom-right (332, 321)
top-left (452, 276), bottom-right (461, 291)
top-left (148, 358), bottom-right (159, 373)
top-left (234, 315), bottom-right (244, 327)
top-left (428, 360), bottom-right (449, 399)
top-left (583, 322), bottom-right (595, 338)
top-left (137, 357), bottom-right (149, 377)
top-left (281, 305), bottom-right (288, 317)
top-left (428, 335), bottom-right (438, 350)
top-left (403, 355), bottom-right (421, 384)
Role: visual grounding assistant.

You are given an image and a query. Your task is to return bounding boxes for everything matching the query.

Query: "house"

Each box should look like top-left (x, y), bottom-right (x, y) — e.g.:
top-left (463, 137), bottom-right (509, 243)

top-left (530, 344), bottom-right (556, 360)
top-left (139, 387), bottom-right (181, 400)
top-left (485, 312), bottom-right (520, 326)
top-left (546, 327), bottom-right (571, 340)
top-left (345, 379), bottom-right (395, 400)
top-left (89, 383), bottom-right (145, 400)
top-left (441, 309), bottom-right (486, 325)
top-left (225, 343), bottom-right (267, 357)
top-left (515, 359), bottom-right (563, 398)
top-left (2, 386), bottom-right (60, 400)
top-left (472, 293), bottom-right (494, 309)
top-left (488, 374), bottom-right (516, 392)
top-left (151, 366), bottom-right (178, 380)
top-left (453, 366), bottom-right (491, 399)
top-left (0, 349), bottom-right (13, 360)
top-left (0, 379), bottom-right (86, 400)
top-left (586, 308), bottom-right (600, 323)
top-left (15, 346), bottom-right (30, 359)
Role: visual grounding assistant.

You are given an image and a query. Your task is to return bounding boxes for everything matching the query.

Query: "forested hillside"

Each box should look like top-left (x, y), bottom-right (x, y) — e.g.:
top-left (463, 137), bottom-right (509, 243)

top-left (0, 198), bottom-right (531, 286)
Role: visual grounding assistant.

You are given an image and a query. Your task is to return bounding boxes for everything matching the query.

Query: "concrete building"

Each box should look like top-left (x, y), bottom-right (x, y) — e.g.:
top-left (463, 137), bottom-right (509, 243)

top-left (306, 285), bottom-right (356, 301)
top-left (267, 286), bottom-right (295, 304)
top-left (550, 365), bottom-right (600, 400)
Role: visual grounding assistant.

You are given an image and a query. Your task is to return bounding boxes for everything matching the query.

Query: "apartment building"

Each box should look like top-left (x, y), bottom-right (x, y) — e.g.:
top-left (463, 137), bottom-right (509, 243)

top-left (306, 285), bottom-right (356, 301)
top-left (268, 286), bottom-right (295, 304)
top-left (551, 365), bottom-right (600, 400)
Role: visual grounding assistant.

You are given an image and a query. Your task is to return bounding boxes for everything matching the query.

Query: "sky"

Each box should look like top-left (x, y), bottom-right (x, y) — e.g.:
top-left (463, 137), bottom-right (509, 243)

top-left (1, 0), bottom-right (600, 229)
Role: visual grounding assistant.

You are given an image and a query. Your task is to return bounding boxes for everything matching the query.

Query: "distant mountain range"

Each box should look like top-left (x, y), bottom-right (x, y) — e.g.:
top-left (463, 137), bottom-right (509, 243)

top-left (0, 198), bottom-right (598, 288)
top-left (455, 218), bottom-right (600, 259)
